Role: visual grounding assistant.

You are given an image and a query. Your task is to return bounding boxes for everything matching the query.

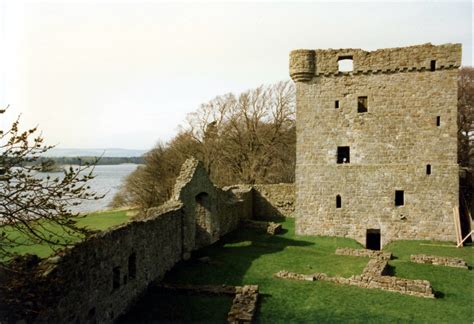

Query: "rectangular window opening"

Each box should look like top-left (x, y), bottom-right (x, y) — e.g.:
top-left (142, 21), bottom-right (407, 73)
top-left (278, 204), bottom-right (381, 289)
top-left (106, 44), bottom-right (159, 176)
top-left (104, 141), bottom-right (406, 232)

top-left (338, 56), bottom-right (353, 72)
top-left (128, 253), bottom-right (137, 279)
top-left (426, 164), bottom-right (431, 175)
top-left (113, 266), bottom-right (121, 290)
top-left (336, 195), bottom-right (342, 208)
top-left (436, 116), bottom-right (440, 126)
top-left (337, 146), bottom-right (350, 164)
top-left (395, 190), bottom-right (404, 206)
top-left (335, 100), bottom-right (339, 109)
top-left (430, 60), bottom-right (436, 71)
top-left (358, 96), bottom-right (368, 113)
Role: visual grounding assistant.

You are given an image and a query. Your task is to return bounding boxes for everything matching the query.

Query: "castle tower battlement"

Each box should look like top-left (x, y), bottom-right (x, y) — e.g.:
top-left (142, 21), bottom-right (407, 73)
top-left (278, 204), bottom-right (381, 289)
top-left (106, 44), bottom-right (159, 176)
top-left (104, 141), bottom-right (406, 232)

top-left (291, 43), bottom-right (461, 248)
top-left (290, 43), bottom-right (461, 79)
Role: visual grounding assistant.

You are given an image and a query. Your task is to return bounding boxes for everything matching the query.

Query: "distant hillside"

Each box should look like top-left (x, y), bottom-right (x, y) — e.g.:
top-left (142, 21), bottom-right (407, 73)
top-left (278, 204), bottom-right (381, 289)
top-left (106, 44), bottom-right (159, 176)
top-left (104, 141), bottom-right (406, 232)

top-left (39, 156), bottom-right (144, 166)
top-left (43, 148), bottom-right (147, 158)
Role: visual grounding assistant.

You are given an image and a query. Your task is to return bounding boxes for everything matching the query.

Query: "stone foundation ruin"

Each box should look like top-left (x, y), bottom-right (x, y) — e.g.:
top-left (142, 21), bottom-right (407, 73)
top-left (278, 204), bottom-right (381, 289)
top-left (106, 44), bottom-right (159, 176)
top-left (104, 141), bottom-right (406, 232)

top-left (275, 248), bottom-right (436, 298)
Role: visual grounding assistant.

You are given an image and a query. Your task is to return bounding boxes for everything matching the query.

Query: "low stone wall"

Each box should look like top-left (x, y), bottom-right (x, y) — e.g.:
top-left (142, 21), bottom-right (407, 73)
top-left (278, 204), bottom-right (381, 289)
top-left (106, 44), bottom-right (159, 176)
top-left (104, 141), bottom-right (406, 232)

top-left (410, 254), bottom-right (468, 269)
top-left (252, 183), bottom-right (295, 219)
top-left (228, 285), bottom-right (259, 324)
top-left (354, 275), bottom-right (433, 298)
top-left (335, 248), bottom-right (392, 260)
top-left (275, 269), bottom-right (434, 298)
top-left (362, 259), bottom-right (389, 277)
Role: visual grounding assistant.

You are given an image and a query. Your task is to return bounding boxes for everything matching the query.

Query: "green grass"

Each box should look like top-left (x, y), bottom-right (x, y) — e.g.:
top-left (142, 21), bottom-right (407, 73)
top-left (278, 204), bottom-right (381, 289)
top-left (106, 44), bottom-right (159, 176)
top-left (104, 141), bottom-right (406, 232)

top-left (0, 209), bottom-right (133, 260)
top-left (125, 218), bottom-right (473, 323)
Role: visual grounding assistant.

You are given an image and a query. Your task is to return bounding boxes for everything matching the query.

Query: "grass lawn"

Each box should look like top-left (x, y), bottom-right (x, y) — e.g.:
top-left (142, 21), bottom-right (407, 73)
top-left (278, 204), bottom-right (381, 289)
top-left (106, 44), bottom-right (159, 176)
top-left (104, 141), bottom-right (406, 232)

top-left (0, 209), bottom-right (133, 260)
top-left (123, 218), bottom-right (474, 323)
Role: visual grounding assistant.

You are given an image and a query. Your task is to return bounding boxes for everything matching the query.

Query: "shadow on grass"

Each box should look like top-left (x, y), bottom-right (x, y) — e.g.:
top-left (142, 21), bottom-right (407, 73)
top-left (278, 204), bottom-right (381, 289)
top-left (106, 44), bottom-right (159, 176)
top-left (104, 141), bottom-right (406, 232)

top-left (384, 264), bottom-right (396, 276)
top-left (433, 290), bottom-right (446, 299)
top-left (120, 224), bottom-right (313, 322)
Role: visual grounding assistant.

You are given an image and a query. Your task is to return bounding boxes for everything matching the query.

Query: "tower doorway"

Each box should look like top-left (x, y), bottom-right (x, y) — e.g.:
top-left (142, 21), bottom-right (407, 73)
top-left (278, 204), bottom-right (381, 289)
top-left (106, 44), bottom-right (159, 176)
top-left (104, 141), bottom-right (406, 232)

top-left (366, 229), bottom-right (381, 250)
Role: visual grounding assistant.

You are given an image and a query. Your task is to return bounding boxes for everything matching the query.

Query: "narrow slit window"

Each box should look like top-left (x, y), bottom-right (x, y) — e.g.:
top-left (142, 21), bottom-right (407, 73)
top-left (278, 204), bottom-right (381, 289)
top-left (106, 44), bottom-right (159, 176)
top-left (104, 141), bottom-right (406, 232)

top-left (436, 116), bottom-right (440, 126)
top-left (335, 100), bottom-right (339, 109)
top-left (358, 96), bottom-right (368, 113)
top-left (336, 195), bottom-right (342, 208)
top-left (113, 266), bottom-right (121, 290)
top-left (338, 56), bottom-right (353, 72)
top-left (395, 190), bottom-right (404, 206)
top-left (426, 164), bottom-right (431, 175)
top-left (128, 253), bottom-right (137, 279)
top-left (430, 60), bottom-right (436, 71)
top-left (337, 146), bottom-right (350, 164)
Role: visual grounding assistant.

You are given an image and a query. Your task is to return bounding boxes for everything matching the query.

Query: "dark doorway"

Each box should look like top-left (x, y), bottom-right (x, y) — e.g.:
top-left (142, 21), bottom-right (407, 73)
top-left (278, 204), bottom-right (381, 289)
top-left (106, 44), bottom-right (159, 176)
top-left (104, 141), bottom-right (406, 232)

top-left (366, 229), bottom-right (381, 250)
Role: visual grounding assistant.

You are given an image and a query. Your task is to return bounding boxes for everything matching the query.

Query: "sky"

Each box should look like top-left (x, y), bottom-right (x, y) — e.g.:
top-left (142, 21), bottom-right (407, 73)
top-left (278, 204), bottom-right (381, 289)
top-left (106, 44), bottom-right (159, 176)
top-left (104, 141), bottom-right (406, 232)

top-left (0, 0), bottom-right (472, 151)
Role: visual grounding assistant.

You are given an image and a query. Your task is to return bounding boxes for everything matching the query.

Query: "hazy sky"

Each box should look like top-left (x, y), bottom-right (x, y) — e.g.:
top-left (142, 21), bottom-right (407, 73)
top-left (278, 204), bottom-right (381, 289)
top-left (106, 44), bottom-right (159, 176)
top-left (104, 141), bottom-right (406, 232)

top-left (0, 0), bottom-right (472, 150)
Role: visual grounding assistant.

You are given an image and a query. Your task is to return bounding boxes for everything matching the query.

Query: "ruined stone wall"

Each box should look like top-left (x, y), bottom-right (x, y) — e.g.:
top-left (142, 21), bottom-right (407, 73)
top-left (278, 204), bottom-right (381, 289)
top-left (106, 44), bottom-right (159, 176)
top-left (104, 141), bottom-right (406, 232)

top-left (172, 158), bottom-right (220, 253)
top-left (291, 43), bottom-right (461, 247)
top-left (1, 158), bottom-right (256, 323)
top-left (252, 184), bottom-right (295, 219)
top-left (219, 185), bottom-right (254, 234)
top-left (12, 203), bottom-right (185, 323)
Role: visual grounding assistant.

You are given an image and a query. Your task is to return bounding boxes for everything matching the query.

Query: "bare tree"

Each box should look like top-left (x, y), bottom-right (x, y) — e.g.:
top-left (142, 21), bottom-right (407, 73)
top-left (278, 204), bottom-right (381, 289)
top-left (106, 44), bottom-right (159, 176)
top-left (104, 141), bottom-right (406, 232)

top-left (186, 81), bottom-right (295, 184)
top-left (0, 108), bottom-right (100, 261)
top-left (112, 81), bottom-right (296, 210)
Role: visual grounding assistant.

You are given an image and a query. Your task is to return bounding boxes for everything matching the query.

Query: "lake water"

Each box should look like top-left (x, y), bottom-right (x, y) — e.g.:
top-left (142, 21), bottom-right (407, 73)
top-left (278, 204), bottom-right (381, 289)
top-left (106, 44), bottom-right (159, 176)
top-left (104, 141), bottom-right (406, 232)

top-left (38, 164), bottom-right (139, 213)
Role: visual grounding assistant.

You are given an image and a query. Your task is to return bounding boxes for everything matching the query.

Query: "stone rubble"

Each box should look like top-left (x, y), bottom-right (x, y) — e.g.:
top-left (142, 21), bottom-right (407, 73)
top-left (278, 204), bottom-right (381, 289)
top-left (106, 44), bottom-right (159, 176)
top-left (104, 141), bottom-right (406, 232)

top-left (410, 254), bottom-right (468, 269)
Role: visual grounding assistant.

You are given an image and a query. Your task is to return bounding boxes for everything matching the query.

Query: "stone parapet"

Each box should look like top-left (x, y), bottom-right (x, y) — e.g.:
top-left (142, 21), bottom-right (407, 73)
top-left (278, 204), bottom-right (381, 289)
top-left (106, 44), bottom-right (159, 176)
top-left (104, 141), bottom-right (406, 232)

top-left (290, 43), bottom-right (461, 82)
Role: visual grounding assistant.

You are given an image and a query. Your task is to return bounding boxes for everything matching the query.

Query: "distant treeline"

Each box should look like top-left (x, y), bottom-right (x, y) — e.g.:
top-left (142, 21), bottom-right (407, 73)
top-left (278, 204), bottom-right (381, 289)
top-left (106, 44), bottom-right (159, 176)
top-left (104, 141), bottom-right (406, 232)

top-left (39, 156), bottom-right (144, 166)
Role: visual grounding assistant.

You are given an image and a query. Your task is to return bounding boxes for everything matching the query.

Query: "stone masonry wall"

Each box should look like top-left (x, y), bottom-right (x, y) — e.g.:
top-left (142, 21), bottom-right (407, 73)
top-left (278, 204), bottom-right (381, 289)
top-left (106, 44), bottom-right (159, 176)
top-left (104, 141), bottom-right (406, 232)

top-left (252, 184), bottom-right (295, 219)
top-left (1, 159), bottom-right (255, 323)
top-left (219, 185), bottom-right (254, 235)
top-left (291, 43), bottom-right (461, 247)
top-left (2, 203), bottom-right (184, 323)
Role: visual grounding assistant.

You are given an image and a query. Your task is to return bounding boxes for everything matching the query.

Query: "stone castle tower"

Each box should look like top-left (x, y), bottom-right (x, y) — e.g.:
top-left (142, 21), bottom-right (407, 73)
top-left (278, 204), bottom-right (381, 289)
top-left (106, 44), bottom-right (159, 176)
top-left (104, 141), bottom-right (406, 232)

top-left (289, 43), bottom-right (462, 249)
